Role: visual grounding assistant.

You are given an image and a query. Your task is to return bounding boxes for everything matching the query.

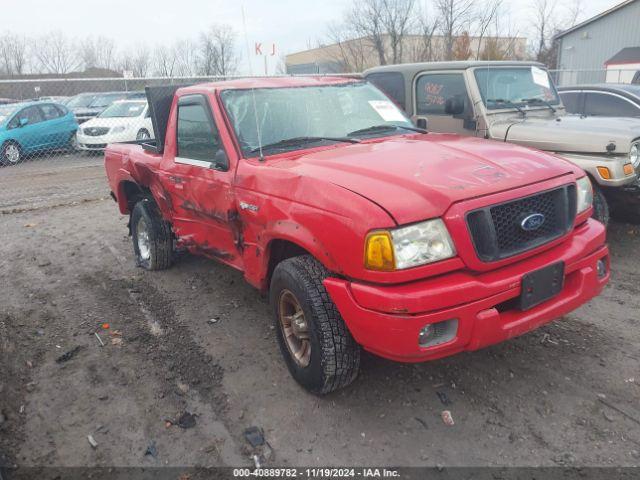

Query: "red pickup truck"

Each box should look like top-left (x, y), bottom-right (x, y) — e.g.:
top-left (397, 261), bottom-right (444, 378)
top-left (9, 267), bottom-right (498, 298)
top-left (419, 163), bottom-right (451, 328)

top-left (105, 77), bottom-right (609, 394)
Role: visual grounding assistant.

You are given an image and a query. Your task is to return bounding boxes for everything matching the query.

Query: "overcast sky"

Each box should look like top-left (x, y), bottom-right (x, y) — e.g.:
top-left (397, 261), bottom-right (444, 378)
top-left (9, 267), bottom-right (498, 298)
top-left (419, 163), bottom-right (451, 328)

top-left (4, 0), bottom-right (624, 74)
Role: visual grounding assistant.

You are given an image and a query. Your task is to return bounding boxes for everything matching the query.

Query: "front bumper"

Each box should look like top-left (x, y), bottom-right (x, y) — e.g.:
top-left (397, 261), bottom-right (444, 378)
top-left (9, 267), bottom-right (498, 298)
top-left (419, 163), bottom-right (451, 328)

top-left (324, 219), bottom-right (609, 363)
top-left (77, 142), bottom-right (107, 151)
top-left (558, 152), bottom-right (637, 187)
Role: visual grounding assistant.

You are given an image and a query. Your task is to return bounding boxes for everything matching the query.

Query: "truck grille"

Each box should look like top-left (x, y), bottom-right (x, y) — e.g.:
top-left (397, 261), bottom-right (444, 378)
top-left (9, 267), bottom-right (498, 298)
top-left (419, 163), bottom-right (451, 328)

top-left (83, 127), bottom-right (109, 136)
top-left (466, 184), bottom-right (577, 262)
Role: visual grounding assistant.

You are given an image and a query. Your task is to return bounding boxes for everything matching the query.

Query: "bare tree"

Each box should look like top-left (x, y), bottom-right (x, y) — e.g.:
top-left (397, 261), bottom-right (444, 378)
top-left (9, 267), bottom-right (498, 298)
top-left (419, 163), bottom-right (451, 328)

top-left (531, 0), bottom-right (556, 63)
top-left (153, 45), bottom-right (177, 77)
top-left (452, 31), bottom-right (472, 60)
top-left (117, 44), bottom-right (151, 77)
top-left (474, 0), bottom-right (502, 59)
top-left (435, 0), bottom-right (475, 60)
top-left (381, 0), bottom-right (417, 64)
top-left (274, 54), bottom-right (288, 75)
top-left (173, 39), bottom-right (199, 76)
top-left (32, 31), bottom-right (79, 74)
top-left (345, 0), bottom-right (388, 65)
top-left (407, 4), bottom-right (439, 62)
top-left (0, 33), bottom-right (28, 75)
top-left (79, 36), bottom-right (116, 71)
top-left (198, 24), bottom-right (238, 76)
top-left (326, 22), bottom-right (370, 72)
top-left (531, 0), bottom-right (582, 66)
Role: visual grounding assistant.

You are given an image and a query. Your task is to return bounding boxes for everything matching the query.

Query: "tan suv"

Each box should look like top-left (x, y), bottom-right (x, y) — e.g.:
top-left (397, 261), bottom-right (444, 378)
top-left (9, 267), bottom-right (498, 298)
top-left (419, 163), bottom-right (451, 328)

top-left (365, 61), bottom-right (640, 224)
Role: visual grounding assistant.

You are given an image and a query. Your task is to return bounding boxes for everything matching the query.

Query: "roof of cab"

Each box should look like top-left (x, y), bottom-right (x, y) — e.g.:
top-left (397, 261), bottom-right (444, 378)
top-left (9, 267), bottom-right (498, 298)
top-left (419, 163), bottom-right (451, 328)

top-left (364, 60), bottom-right (546, 76)
top-left (177, 75), bottom-right (363, 94)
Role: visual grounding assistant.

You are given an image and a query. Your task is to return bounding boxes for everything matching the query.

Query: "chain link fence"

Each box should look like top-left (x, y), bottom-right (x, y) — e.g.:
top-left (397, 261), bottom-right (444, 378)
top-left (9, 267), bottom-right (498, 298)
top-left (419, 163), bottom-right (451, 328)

top-left (549, 68), bottom-right (640, 87)
top-left (0, 76), bottom-right (230, 167)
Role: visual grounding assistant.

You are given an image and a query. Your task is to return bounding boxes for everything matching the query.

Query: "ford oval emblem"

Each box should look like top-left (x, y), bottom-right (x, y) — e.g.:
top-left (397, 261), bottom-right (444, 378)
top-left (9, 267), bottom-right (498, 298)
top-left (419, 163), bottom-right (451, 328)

top-left (520, 213), bottom-right (545, 231)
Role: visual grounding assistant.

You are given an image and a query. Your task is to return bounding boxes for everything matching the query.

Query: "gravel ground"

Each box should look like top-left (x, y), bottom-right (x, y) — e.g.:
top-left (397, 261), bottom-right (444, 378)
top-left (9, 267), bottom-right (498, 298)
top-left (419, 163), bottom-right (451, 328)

top-left (1, 154), bottom-right (639, 470)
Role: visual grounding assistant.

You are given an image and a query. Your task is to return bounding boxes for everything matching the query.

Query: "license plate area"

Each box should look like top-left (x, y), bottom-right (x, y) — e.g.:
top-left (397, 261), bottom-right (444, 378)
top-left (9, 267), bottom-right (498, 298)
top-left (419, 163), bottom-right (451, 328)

top-left (519, 262), bottom-right (565, 311)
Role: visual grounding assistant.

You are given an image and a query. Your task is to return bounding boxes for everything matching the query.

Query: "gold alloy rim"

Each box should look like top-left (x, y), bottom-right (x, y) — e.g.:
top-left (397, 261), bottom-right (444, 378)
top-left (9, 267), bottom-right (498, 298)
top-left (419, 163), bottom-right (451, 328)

top-left (278, 289), bottom-right (311, 368)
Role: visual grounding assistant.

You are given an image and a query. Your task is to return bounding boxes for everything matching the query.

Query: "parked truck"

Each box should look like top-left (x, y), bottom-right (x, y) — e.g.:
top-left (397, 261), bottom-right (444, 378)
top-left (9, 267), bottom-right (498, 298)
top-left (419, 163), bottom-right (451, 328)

top-left (364, 61), bottom-right (640, 225)
top-left (104, 77), bottom-right (609, 394)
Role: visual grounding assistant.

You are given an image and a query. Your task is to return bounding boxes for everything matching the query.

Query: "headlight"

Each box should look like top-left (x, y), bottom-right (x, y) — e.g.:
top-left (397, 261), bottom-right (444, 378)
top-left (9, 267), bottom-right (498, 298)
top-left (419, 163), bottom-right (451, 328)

top-left (576, 176), bottom-right (593, 214)
top-left (630, 142), bottom-right (640, 169)
top-left (365, 218), bottom-right (456, 271)
top-left (111, 125), bottom-right (127, 133)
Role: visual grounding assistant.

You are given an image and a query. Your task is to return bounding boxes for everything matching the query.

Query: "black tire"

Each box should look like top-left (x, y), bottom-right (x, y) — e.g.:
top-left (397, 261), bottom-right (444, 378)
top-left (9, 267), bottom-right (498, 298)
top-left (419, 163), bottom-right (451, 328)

top-left (130, 199), bottom-right (174, 270)
top-left (0, 141), bottom-right (22, 166)
top-left (136, 129), bottom-right (151, 141)
top-left (67, 131), bottom-right (79, 152)
top-left (592, 183), bottom-right (610, 227)
top-left (270, 255), bottom-right (360, 395)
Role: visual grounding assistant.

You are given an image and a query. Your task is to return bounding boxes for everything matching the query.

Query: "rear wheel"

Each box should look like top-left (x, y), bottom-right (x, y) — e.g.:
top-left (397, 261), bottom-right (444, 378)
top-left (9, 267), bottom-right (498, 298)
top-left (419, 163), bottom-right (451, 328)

top-left (130, 199), bottom-right (174, 270)
top-left (0, 141), bottom-right (22, 166)
top-left (592, 183), bottom-right (610, 227)
top-left (270, 255), bottom-right (360, 395)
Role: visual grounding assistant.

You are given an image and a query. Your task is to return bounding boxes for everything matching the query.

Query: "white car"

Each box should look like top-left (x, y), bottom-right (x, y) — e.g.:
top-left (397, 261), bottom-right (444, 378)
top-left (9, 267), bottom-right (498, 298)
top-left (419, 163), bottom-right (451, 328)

top-left (76, 100), bottom-right (153, 151)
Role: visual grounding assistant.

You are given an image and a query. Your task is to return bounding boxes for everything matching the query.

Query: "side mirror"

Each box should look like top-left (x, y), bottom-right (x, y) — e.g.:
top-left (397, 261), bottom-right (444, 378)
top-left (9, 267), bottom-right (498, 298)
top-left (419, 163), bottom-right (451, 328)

top-left (444, 97), bottom-right (465, 116)
top-left (415, 118), bottom-right (428, 130)
top-left (211, 148), bottom-right (228, 170)
top-left (19, 118), bottom-right (29, 127)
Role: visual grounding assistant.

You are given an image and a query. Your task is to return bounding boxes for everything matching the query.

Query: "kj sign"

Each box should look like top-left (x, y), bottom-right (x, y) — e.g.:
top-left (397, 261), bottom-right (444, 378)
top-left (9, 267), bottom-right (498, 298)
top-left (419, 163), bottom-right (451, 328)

top-left (255, 42), bottom-right (276, 56)
top-left (254, 42), bottom-right (277, 75)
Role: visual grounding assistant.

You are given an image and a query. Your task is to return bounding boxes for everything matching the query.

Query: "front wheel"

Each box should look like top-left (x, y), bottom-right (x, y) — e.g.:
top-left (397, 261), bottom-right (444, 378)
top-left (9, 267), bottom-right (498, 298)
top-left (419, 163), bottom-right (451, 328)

top-left (130, 199), bottom-right (174, 270)
top-left (270, 255), bottom-right (360, 395)
top-left (0, 141), bottom-right (22, 166)
top-left (68, 131), bottom-right (79, 152)
top-left (592, 183), bottom-right (610, 227)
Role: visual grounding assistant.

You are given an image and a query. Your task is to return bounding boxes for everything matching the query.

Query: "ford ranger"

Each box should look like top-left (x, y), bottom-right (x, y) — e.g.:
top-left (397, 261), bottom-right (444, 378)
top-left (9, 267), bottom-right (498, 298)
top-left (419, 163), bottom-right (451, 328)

top-left (364, 61), bottom-right (640, 225)
top-left (104, 77), bottom-right (609, 395)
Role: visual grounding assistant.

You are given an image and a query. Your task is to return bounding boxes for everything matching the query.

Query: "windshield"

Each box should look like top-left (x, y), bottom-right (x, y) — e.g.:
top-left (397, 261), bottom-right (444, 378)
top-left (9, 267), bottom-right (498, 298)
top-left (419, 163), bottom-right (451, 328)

top-left (474, 67), bottom-right (560, 110)
top-left (0, 104), bottom-right (17, 123)
top-left (99, 102), bottom-right (146, 118)
top-left (66, 94), bottom-right (98, 109)
top-left (89, 94), bottom-right (124, 108)
top-left (221, 82), bottom-right (413, 157)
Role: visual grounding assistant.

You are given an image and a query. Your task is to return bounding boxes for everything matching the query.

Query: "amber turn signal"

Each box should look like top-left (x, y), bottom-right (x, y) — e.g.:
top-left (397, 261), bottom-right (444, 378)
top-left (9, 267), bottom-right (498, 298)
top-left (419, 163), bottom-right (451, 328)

top-left (596, 166), bottom-right (611, 180)
top-left (623, 163), bottom-right (634, 176)
top-left (364, 231), bottom-right (395, 271)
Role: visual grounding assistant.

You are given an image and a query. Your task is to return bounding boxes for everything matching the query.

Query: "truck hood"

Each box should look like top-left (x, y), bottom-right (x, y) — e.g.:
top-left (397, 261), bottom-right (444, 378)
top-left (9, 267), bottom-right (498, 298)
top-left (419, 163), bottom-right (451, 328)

top-left (490, 114), bottom-right (640, 154)
top-left (275, 134), bottom-right (577, 225)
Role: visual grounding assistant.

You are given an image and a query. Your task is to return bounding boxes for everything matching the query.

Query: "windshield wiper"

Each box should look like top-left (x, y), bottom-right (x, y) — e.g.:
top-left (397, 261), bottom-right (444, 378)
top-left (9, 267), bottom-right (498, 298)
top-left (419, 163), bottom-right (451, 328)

top-left (522, 97), bottom-right (557, 113)
top-left (347, 124), bottom-right (427, 137)
top-left (250, 136), bottom-right (360, 154)
top-left (486, 98), bottom-right (526, 117)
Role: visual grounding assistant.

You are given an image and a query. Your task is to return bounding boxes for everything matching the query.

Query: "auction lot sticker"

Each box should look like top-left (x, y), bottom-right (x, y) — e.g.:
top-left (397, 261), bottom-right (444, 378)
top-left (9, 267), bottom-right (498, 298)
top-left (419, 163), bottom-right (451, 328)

top-left (368, 100), bottom-right (406, 122)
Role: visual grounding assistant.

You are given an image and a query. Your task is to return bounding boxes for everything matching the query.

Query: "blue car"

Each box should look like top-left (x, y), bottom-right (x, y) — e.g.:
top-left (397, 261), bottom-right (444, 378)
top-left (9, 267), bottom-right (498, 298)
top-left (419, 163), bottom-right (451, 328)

top-left (0, 101), bottom-right (78, 166)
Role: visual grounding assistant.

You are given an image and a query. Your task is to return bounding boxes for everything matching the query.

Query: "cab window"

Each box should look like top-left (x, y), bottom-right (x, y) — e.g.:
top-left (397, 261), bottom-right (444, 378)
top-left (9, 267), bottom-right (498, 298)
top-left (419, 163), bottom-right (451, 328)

top-left (416, 73), bottom-right (468, 115)
top-left (365, 72), bottom-right (406, 111)
top-left (176, 96), bottom-right (222, 163)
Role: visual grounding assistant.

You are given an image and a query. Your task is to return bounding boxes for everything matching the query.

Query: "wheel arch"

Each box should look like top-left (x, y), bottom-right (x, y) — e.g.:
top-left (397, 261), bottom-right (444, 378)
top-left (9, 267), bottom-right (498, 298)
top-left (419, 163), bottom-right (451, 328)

top-left (117, 180), bottom-right (152, 214)
top-left (265, 238), bottom-right (313, 289)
